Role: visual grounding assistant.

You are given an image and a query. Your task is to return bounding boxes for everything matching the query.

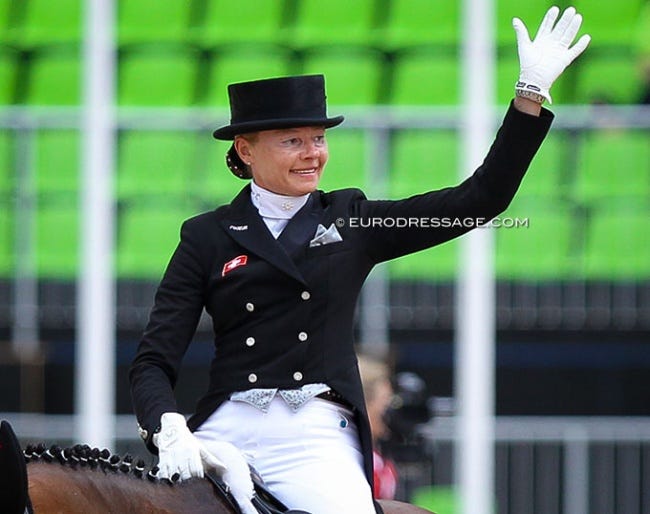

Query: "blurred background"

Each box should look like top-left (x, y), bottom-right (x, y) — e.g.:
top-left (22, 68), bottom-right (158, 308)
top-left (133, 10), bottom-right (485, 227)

top-left (0, 0), bottom-right (648, 513)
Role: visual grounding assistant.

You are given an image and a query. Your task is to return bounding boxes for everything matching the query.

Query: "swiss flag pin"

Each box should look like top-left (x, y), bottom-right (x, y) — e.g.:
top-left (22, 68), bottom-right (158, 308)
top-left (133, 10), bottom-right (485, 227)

top-left (222, 255), bottom-right (248, 277)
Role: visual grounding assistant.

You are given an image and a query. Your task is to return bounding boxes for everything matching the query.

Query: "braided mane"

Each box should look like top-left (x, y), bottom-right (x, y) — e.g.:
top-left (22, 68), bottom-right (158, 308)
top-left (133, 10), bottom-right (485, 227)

top-left (23, 443), bottom-right (176, 484)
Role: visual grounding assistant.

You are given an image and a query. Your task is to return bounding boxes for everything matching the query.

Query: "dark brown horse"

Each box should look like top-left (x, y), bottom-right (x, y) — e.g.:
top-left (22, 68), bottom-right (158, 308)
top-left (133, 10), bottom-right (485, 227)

top-left (1, 421), bottom-right (433, 514)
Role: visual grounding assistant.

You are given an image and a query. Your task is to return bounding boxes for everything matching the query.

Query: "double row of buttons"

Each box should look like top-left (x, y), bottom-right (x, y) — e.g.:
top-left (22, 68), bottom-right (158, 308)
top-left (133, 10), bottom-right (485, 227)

top-left (245, 290), bottom-right (311, 384)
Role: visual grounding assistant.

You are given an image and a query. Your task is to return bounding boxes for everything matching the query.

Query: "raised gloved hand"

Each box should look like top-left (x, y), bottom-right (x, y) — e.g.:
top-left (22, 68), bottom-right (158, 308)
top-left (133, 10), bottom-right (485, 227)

top-left (153, 412), bottom-right (226, 480)
top-left (513, 6), bottom-right (591, 104)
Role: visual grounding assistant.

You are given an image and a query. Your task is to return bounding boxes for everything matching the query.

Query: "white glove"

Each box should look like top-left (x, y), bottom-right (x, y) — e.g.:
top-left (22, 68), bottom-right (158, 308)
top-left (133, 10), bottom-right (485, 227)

top-left (153, 412), bottom-right (227, 481)
top-left (206, 440), bottom-right (258, 514)
top-left (513, 6), bottom-right (591, 104)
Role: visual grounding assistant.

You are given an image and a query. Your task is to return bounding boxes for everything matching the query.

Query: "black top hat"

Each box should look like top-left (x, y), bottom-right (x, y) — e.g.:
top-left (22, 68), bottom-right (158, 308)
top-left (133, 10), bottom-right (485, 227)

top-left (213, 75), bottom-right (344, 140)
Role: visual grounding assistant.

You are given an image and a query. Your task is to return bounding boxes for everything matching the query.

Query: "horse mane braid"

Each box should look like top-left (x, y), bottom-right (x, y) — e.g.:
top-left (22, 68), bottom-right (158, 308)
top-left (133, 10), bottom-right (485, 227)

top-left (22, 443), bottom-right (179, 484)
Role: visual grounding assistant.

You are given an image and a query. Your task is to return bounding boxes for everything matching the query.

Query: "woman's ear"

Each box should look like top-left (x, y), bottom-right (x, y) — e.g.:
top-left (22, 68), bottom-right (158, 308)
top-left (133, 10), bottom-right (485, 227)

top-left (234, 136), bottom-right (253, 165)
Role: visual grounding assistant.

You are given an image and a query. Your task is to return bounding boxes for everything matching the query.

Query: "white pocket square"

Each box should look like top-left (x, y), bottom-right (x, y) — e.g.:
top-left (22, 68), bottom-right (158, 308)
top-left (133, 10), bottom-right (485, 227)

top-left (309, 223), bottom-right (343, 247)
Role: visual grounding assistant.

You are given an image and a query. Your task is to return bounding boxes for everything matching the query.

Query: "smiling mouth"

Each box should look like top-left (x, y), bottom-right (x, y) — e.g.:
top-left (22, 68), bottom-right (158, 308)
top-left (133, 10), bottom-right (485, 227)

top-left (291, 168), bottom-right (318, 175)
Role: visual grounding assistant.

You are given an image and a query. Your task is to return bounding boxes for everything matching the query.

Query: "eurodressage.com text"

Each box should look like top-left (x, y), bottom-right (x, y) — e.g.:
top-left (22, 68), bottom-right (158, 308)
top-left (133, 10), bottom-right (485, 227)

top-left (337, 217), bottom-right (530, 229)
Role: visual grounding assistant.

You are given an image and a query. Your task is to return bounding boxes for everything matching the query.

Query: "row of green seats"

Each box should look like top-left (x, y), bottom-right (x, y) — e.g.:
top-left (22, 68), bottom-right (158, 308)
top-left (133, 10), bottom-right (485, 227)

top-left (1, 123), bottom-right (647, 280)
top-left (1, 198), bottom-right (646, 279)
top-left (0, 130), bottom-right (244, 209)
top-left (0, 0), bottom-right (645, 48)
top-left (1, 129), bottom-right (647, 204)
top-left (0, 44), bottom-right (644, 106)
top-left (384, 130), bottom-right (649, 281)
top-left (0, 199), bottom-right (197, 278)
top-left (2, 130), bottom-right (648, 281)
top-left (388, 130), bottom-right (650, 203)
top-left (515, 130), bottom-right (650, 202)
top-left (390, 204), bottom-right (649, 281)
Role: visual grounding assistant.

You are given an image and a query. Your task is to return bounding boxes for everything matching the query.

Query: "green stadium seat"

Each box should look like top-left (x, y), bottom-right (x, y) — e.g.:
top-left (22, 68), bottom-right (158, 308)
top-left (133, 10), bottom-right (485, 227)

top-left (117, 203), bottom-right (194, 278)
top-left (9, 0), bottom-right (81, 45)
top-left (36, 202), bottom-right (79, 278)
top-left (35, 130), bottom-right (79, 196)
top-left (0, 1), bottom-right (13, 40)
top-left (496, 0), bottom-right (556, 46)
top-left (518, 133), bottom-right (568, 199)
top-left (0, 128), bottom-right (16, 280)
top-left (24, 45), bottom-right (80, 105)
top-left (574, 53), bottom-right (643, 104)
top-left (119, 44), bottom-right (201, 106)
top-left (0, 46), bottom-right (17, 104)
top-left (193, 0), bottom-right (286, 46)
top-left (388, 129), bottom-right (461, 281)
top-left (496, 199), bottom-right (577, 279)
top-left (583, 209), bottom-right (650, 279)
top-left (496, 53), bottom-right (519, 105)
top-left (118, 0), bottom-right (193, 44)
top-left (574, 0), bottom-right (645, 45)
top-left (205, 45), bottom-right (293, 106)
top-left (389, 130), bottom-right (459, 199)
top-left (0, 203), bottom-right (12, 275)
top-left (390, 49), bottom-right (459, 105)
top-left (389, 239), bottom-right (459, 281)
top-left (117, 130), bottom-right (202, 200)
top-left (382, 0), bottom-right (459, 49)
top-left (575, 131), bottom-right (650, 202)
top-left (291, 0), bottom-right (377, 47)
top-left (411, 485), bottom-right (458, 514)
top-left (301, 47), bottom-right (384, 105)
top-left (0, 130), bottom-right (14, 197)
top-left (201, 138), bottom-right (249, 206)
top-left (637, 1), bottom-right (650, 54)
top-left (319, 129), bottom-right (366, 191)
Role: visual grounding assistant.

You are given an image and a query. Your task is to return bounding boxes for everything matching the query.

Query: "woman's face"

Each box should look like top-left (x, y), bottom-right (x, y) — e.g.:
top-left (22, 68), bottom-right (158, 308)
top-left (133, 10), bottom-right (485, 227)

top-left (235, 126), bottom-right (328, 196)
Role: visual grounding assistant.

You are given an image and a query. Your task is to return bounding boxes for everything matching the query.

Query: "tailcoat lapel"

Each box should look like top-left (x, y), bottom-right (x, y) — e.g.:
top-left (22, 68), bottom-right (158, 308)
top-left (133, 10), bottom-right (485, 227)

top-left (219, 185), bottom-right (321, 285)
top-left (277, 195), bottom-right (323, 257)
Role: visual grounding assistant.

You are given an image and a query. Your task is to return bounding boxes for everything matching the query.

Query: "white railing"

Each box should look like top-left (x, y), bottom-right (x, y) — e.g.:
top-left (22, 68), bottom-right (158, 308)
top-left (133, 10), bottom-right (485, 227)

top-left (418, 416), bottom-right (650, 514)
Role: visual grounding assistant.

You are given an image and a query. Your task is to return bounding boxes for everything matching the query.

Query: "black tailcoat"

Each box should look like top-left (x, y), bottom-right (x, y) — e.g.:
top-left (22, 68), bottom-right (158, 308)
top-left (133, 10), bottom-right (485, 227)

top-left (130, 103), bottom-right (553, 489)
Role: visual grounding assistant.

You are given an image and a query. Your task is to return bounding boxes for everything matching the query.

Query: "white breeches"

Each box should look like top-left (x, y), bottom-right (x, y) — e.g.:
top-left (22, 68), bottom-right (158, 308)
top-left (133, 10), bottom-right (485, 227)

top-left (194, 396), bottom-right (376, 514)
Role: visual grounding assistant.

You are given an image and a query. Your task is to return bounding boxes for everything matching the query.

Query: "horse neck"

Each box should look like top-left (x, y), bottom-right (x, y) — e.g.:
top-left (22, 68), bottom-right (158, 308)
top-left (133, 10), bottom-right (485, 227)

top-left (27, 461), bottom-right (232, 514)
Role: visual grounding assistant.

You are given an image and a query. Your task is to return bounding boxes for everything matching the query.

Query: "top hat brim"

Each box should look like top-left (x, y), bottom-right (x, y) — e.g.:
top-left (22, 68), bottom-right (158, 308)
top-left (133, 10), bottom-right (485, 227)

top-left (213, 115), bottom-right (344, 140)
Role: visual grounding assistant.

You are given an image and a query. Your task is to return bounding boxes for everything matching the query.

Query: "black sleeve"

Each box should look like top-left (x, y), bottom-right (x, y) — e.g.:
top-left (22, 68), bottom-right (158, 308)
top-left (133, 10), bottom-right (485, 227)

top-left (128, 219), bottom-right (207, 453)
top-left (354, 101), bottom-right (554, 263)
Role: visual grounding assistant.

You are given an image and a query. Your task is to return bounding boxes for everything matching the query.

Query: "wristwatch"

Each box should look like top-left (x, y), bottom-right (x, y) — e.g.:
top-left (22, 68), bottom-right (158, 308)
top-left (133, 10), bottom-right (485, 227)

top-left (515, 81), bottom-right (546, 104)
